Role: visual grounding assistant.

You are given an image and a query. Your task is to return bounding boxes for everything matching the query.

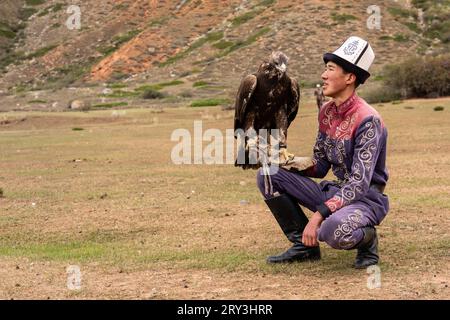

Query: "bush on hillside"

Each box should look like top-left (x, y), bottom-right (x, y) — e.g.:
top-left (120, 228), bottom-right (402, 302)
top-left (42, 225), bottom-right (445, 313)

top-left (383, 54), bottom-right (450, 98)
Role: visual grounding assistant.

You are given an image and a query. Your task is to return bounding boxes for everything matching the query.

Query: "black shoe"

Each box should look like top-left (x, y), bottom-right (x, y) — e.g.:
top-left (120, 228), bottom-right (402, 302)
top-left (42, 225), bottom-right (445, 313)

top-left (267, 244), bottom-right (321, 263)
top-left (353, 227), bottom-right (379, 269)
top-left (264, 193), bottom-right (321, 264)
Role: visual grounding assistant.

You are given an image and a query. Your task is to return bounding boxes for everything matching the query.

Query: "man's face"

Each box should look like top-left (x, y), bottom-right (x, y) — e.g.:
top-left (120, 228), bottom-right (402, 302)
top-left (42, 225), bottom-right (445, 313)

top-left (321, 61), bottom-right (354, 97)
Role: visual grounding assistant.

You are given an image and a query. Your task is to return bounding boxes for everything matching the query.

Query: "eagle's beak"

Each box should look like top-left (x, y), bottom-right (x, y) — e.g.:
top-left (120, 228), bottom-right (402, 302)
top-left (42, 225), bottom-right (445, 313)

top-left (276, 63), bottom-right (287, 73)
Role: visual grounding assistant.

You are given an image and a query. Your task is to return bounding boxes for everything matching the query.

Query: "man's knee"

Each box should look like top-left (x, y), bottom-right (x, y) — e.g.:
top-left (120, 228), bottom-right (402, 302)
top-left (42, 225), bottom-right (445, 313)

top-left (318, 216), bottom-right (363, 250)
top-left (317, 216), bottom-right (340, 249)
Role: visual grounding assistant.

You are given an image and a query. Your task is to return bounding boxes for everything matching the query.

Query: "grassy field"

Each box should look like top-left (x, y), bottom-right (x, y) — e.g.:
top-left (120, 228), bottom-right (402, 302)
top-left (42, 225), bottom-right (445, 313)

top-left (0, 97), bottom-right (449, 299)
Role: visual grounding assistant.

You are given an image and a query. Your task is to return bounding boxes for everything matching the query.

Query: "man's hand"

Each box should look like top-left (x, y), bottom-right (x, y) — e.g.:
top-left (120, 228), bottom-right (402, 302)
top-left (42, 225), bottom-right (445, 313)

top-left (302, 212), bottom-right (324, 247)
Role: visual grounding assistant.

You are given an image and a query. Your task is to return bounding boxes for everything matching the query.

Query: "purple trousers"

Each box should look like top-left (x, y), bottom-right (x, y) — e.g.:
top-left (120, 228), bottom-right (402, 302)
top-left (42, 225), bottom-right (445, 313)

top-left (257, 167), bottom-right (389, 250)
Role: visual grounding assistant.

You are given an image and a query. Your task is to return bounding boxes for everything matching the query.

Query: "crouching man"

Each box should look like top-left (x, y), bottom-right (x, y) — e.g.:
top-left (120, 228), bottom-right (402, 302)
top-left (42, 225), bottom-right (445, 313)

top-left (257, 36), bottom-right (389, 268)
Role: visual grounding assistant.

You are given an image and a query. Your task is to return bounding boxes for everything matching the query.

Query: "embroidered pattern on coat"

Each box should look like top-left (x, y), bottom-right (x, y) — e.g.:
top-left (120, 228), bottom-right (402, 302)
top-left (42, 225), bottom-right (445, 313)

top-left (333, 209), bottom-right (364, 249)
top-left (325, 118), bottom-right (380, 212)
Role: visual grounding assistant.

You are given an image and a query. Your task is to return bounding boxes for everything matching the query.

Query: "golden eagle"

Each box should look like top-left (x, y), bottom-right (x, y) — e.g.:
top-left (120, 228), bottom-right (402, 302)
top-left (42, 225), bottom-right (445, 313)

top-left (234, 51), bottom-right (300, 169)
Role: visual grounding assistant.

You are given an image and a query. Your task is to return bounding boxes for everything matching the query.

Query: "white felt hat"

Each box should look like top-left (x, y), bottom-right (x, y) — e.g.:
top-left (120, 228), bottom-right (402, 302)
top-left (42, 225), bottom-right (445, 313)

top-left (323, 36), bottom-right (375, 84)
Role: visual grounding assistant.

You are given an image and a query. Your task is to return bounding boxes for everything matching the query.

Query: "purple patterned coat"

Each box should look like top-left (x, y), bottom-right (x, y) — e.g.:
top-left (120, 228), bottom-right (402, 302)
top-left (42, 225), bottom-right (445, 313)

top-left (302, 92), bottom-right (389, 221)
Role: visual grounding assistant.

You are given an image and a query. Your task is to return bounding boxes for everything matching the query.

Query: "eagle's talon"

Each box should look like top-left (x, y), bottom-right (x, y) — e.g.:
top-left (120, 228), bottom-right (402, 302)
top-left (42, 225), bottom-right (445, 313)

top-left (278, 148), bottom-right (294, 164)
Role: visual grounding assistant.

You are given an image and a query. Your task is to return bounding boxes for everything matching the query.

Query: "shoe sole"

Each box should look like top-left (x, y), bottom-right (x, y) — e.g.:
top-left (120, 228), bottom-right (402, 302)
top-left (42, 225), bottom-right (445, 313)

top-left (267, 255), bottom-right (321, 264)
top-left (353, 261), bottom-right (379, 269)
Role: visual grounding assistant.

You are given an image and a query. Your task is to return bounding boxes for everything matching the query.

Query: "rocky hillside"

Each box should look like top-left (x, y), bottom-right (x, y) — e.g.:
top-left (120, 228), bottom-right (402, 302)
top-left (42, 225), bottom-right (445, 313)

top-left (0, 0), bottom-right (448, 95)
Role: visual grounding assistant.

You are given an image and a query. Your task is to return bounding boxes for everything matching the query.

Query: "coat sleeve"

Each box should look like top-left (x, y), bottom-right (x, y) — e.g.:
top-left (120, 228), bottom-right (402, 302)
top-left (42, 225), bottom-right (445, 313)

top-left (316, 116), bottom-right (384, 218)
top-left (301, 131), bottom-right (331, 178)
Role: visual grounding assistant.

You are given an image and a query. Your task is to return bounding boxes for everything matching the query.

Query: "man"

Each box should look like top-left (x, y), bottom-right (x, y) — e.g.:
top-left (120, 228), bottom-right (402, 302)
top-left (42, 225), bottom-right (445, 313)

top-left (257, 36), bottom-right (389, 269)
top-left (314, 83), bottom-right (325, 109)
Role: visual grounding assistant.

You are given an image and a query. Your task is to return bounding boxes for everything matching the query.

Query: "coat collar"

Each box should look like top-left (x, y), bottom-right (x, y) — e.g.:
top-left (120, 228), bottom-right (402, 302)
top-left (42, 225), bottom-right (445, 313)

top-left (331, 91), bottom-right (358, 115)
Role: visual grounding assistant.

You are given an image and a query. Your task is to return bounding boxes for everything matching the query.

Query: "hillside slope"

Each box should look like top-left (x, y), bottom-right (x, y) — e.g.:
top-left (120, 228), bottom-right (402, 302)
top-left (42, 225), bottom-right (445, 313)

top-left (0, 0), bottom-right (448, 91)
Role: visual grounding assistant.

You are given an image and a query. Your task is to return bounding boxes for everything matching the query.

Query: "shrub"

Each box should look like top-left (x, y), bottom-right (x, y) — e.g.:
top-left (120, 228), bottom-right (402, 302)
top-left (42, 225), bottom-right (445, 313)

top-left (383, 54), bottom-right (450, 98)
top-left (142, 89), bottom-right (166, 99)
top-left (180, 90), bottom-right (193, 98)
top-left (361, 86), bottom-right (403, 104)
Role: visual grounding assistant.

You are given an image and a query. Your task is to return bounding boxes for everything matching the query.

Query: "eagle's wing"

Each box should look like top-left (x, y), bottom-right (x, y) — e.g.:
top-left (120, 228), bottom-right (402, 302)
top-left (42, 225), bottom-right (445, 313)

top-left (233, 74), bottom-right (257, 133)
top-left (287, 77), bottom-right (300, 127)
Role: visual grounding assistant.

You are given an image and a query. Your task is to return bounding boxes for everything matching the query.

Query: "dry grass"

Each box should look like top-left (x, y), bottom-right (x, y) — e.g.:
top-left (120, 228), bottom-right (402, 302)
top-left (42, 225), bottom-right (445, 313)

top-left (0, 98), bottom-right (449, 299)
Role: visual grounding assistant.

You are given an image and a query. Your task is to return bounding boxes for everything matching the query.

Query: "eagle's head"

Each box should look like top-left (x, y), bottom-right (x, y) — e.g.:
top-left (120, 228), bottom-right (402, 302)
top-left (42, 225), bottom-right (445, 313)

top-left (270, 51), bottom-right (289, 74)
top-left (259, 51), bottom-right (289, 80)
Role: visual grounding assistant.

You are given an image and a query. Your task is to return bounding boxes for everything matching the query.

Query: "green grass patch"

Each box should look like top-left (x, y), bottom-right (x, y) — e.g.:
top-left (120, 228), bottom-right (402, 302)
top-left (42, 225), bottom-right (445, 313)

top-left (331, 13), bottom-right (358, 23)
top-left (134, 80), bottom-right (184, 92)
top-left (97, 45), bottom-right (117, 56)
top-left (216, 27), bottom-right (270, 58)
top-left (113, 29), bottom-right (141, 45)
top-left (387, 6), bottom-right (416, 18)
top-left (72, 127), bottom-right (84, 131)
top-left (190, 98), bottom-right (230, 107)
top-left (159, 31), bottom-right (224, 67)
top-left (19, 7), bottom-right (38, 20)
top-left (28, 99), bottom-right (47, 104)
top-left (0, 22), bottom-right (17, 39)
top-left (403, 22), bottom-right (421, 33)
top-left (379, 35), bottom-right (393, 41)
top-left (0, 29), bottom-right (16, 39)
top-left (0, 241), bottom-right (111, 262)
top-left (107, 80), bottom-right (182, 95)
top-left (393, 33), bottom-right (410, 42)
top-left (37, 3), bottom-right (64, 17)
top-left (258, 0), bottom-right (276, 6)
top-left (134, 84), bottom-right (162, 92)
top-left (148, 16), bottom-right (170, 27)
top-left (424, 20), bottom-right (450, 43)
top-left (158, 80), bottom-right (184, 87)
top-left (193, 81), bottom-right (209, 87)
top-left (107, 83), bottom-right (128, 89)
top-left (113, 3), bottom-right (129, 10)
top-left (91, 102), bottom-right (128, 109)
top-left (373, 75), bottom-right (385, 82)
top-left (300, 80), bottom-right (320, 88)
top-left (26, 45), bottom-right (57, 59)
top-left (1, 45), bottom-right (58, 73)
top-left (41, 63), bottom-right (93, 89)
top-left (25, 0), bottom-right (46, 5)
top-left (97, 29), bottom-right (141, 56)
top-left (212, 40), bottom-right (234, 50)
top-left (102, 90), bottom-right (140, 98)
top-left (231, 9), bottom-right (262, 27)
